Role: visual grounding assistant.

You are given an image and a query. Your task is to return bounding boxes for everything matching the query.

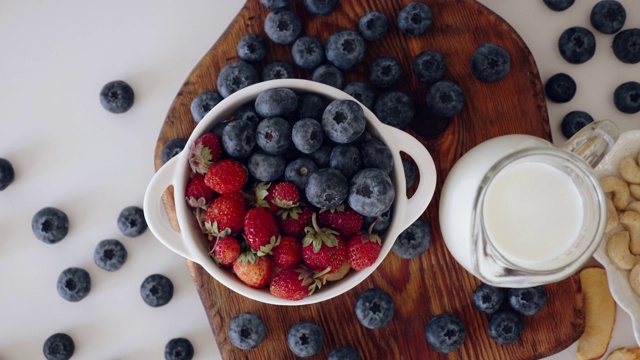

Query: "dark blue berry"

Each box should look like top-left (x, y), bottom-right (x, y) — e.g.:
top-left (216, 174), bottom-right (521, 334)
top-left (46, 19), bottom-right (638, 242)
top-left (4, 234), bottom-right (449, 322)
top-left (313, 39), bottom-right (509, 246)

top-left (330, 145), bottom-right (362, 180)
top-left (402, 159), bottom-right (416, 188)
top-left (292, 118), bottom-right (324, 154)
top-left (237, 34), bottom-right (267, 63)
top-left (164, 338), bottom-right (194, 360)
top-left (264, 9), bottom-right (301, 45)
top-left (328, 347), bottom-right (362, 360)
top-left (285, 157), bottom-right (318, 190)
top-left (613, 29), bottom-right (640, 64)
top-left (561, 111), bottom-right (593, 138)
top-left (190, 91), bottom-right (222, 123)
top-left (32, 207), bottom-right (69, 244)
top-left (354, 288), bottom-right (394, 329)
top-left (43, 333), bottom-right (75, 360)
top-left (57, 267), bottom-right (91, 302)
top-left (229, 313), bottom-right (267, 350)
top-left (140, 274), bottom-right (174, 307)
top-left (117, 206), bottom-right (147, 237)
top-left (397, 2), bottom-right (433, 36)
top-left (261, 60), bottom-right (296, 81)
top-left (321, 99), bottom-right (366, 144)
top-left (358, 11), bottom-right (388, 41)
top-left (255, 88), bottom-right (298, 118)
top-left (100, 80), bottom-right (134, 113)
top-left (508, 286), bottom-right (547, 316)
top-left (558, 27), bottom-right (596, 65)
top-left (309, 144), bottom-right (332, 167)
top-left (413, 50), bottom-right (445, 83)
top-left (343, 82), bottom-right (375, 109)
top-left (359, 138), bottom-right (393, 174)
top-left (590, 1), bottom-right (626, 35)
top-left (488, 310), bottom-right (523, 345)
top-left (222, 119), bottom-right (257, 158)
top-left (311, 64), bottom-right (344, 89)
top-left (217, 61), bottom-right (259, 98)
top-left (349, 168), bottom-right (395, 218)
top-left (325, 30), bottom-right (366, 71)
top-left (470, 43), bottom-right (511, 83)
top-left (543, 0), bottom-right (574, 11)
top-left (472, 284), bottom-right (505, 314)
top-left (306, 168), bottom-right (348, 209)
top-left (211, 122), bottom-right (228, 139)
top-left (248, 152), bottom-right (286, 182)
top-left (287, 322), bottom-right (324, 357)
top-left (292, 36), bottom-right (325, 70)
top-left (363, 208), bottom-right (392, 233)
top-left (0, 158), bottom-right (15, 191)
top-left (94, 239), bottom-right (128, 272)
top-left (427, 80), bottom-right (465, 117)
top-left (374, 91), bottom-right (414, 129)
top-left (296, 93), bottom-right (326, 120)
top-left (256, 117), bottom-right (292, 155)
top-left (369, 56), bottom-right (402, 89)
top-left (162, 138), bottom-right (187, 164)
top-left (234, 103), bottom-right (261, 125)
top-left (303, 0), bottom-right (339, 16)
top-left (392, 217), bottom-right (431, 259)
top-left (544, 73), bottom-right (576, 103)
top-left (614, 81), bottom-right (640, 114)
top-left (425, 313), bottom-right (466, 354)
top-left (260, 0), bottom-right (292, 9)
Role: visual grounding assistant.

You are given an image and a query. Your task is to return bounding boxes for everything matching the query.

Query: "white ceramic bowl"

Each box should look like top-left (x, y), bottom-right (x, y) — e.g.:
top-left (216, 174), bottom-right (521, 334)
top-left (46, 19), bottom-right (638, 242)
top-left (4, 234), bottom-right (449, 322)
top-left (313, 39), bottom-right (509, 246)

top-left (143, 79), bottom-right (437, 305)
top-left (594, 129), bottom-right (640, 346)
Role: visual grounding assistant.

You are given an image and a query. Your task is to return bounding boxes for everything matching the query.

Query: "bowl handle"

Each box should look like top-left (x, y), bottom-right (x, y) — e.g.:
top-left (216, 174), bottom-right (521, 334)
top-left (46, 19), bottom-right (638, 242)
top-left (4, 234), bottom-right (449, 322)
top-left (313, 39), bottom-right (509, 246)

top-left (143, 156), bottom-right (194, 261)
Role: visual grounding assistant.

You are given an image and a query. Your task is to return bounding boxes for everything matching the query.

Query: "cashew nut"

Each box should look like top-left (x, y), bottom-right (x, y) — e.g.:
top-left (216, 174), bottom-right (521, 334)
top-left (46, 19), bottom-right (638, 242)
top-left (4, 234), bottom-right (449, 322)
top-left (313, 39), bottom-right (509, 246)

top-left (606, 197), bottom-right (620, 233)
top-left (630, 184), bottom-right (640, 200)
top-left (601, 176), bottom-right (631, 210)
top-left (607, 231), bottom-right (640, 270)
top-left (630, 262), bottom-right (640, 296)
top-left (620, 157), bottom-right (640, 184)
top-left (627, 201), bottom-right (640, 214)
top-left (620, 211), bottom-right (640, 255)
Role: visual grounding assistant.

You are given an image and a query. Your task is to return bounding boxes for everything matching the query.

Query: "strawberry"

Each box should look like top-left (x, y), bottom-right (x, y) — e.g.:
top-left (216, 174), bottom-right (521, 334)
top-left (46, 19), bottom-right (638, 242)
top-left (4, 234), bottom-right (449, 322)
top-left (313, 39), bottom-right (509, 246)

top-left (270, 181), bottom-right (300, 209)
top-left (269, 265), bottom-right (326, 300)
top-left (253, 182), bottom-right (279, 214)
top-left (185, 174), bottom-right (215, 209)
top-left (189, 133), bottom-right (222, 175)
top-left (244, 207), bottom-right (280, 255)
top-left (277, 206), bottom-right (314, 237)
top-left (302, 213), bottom-right (347, 274)
top-left (272, 236), bottom-right (302, 268)
top-left (204, 159), bottom-right (248, 195)
top-left (347, 228), bottom-right (382, 271)
top-left (209, 236), bottom-right (241, 268)
top-left (233, 251), bottom-right (273, 289)
top-left (317, 204), bottom-right (363, 238)
top-left (204, 192), bottom-right (246, 236)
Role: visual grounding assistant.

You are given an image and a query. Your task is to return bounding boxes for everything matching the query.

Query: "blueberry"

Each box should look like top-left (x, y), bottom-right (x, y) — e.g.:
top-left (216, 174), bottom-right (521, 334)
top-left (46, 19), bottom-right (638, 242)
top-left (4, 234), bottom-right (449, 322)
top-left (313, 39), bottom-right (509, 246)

top-left (255, 88), bottom-right (298, 118)
top-left (402, 158), bottom-right (416, 188)
top-left (397, 2), bottom-right (433, 36)
top-left (296, 93), bottom-right (326, 120)
top-left (354, 288), bottom-right (394, 329)
top-left (57, 267), bottom-right (91, 302)
top-left (472, 284), bottom-right (505, 314)
top-left (256, 117), bottom-right (292, 155)
top-left (325, 30), bottom-right (366, 71)
top-left (141, 274), bottom-right (174, 307)
top-left (614, 81), bottom-right (640, 114)
top-left (211, 122), bottom-right (229, 139)
top-left (358, 11), bottom-right (388, 41)
top-left (558, 27), bottom-right (596, 65)
top-left (0, 158), bottom-right (15, 191)
top-left (285, 157), bottom-right (318, 190)
top-left (306, 168), bottom-right (348, 209)
top-left (217, 61), bottom-right (259, 98)
top-left (374, 91), bottom-right (415, 129)
top-left (234, 103), bottom-right (261, 125)
top-left (32, 207), bottom-right (69, 244)
top-left (292, 36), bottom-right (325, 71)
top-left (303, 0), bottom-right (339, 16)
top-left (359, 138), bottom-right (393, 174)
top-left (261, 60), bottom-right (296, 81)
top-left (287, 322), bottom-right (324, 357)
top-left (348, 168), bottom-right (395, 218)
top-left (470, 43), bottom-right (511, 83)
top-left (544, 73), bottom-right (576, 103)
top-left (237, 34), bottom-right (267, 62)
top-left (190, 91), bottom-right (222, 123)
top-left (43, 333), bottom-right (75, 360)
top-left (426, 80), bottom-right (465, 118)
top-left (330, 145), bottom-right (362, 180)
top-left (222, 119), bottom-right (257, 158)
top-left (369, 56), bottom-right (402, 89)
top-left (264, 9), bottom-right (301, 45)
top-left (248, 152), bottom-right (286, 182)
top-left (363, 208), bottom-right (392, 233)
top-left (309, 144), bottom-right (333, 167)
top-left (392, 217), bottom-right (431, 259)
top-left (321, 99), bottom-right (366, 144)
top-left (260, 0), bottom-right (292, 9)
top-left (99, 80), bottom-right (134, 113)
top-left (590, 1), bottom-right (626, 35)
top-left (413, 50), bottom-right (445, 83)
top-left (117, 205), bottom-right (147, 237)
top-left (328, 347), bottom-right (362, 360)
top-left (94, 239), bottom-right (128, 272)
top-left (161, 138), bottom-right (187, 164)
top-left (543, 0), bottom-right (574, 11)
top-left (488, 310), bottom-right (523, 345)
top-left (292, 118), bottom-right (324, 154)
top-left (425, 313), bottom-right (466, 354)
top-left (613, 29), bottom-right (640, 65)
top-left (508, 286), bottom-right (547, 316)
top-left (561, 111), bottom-right (593, 138)
top-left (229, 312), bottom-right (267, 350)
top-left (343, 82), bottom-right (375, 109)
top-left (311, 64), bottom-right (344, 89)
top-left (164, 338), bottom-right (194, 360)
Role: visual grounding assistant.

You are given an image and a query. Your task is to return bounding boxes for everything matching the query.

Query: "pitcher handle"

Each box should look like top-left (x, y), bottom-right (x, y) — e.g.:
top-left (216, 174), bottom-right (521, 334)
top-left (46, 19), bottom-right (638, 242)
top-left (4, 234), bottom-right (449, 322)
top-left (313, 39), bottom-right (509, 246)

top-left (562, 119), bottom-right (619, 168)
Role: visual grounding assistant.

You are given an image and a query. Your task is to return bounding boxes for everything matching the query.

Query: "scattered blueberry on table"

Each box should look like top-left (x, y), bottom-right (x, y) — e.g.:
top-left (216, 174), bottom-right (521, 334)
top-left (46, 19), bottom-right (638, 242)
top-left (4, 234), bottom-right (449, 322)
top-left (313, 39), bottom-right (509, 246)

top-left (472, 284), bottom-right (505, 315)
top-left (374, 91), bottom-right (415, 129)
top-left (613, 28), bottom-right (640, 64)
top-left (413, 50), bottom-right (445, 83)
top-left (216, 61), bottom-right (259, 98)
top-left (354, 288), bottom-right (395, 329)
top-left (544, 73), bottom-right (576, 104)
top-left (261, 60), bottom-right (296, 81)
top-left (311, 64), bottom-right (344, 89)
top-left (140, 274), bottom-right (174, 307)
top-left (358, 11), bottom-right (388, 41)
top-left (32, 207), bottom-right (69, 244)
top-left (561, 110), bottom-right (594, 139)
top-left (0, 158), bottom-right (15, 191)
top-left (161, 137), bottom-right (188, 164)
top-left (470, 43), bottom-right (511, 83)
top-left (99, 80), bottom-right (134, 114)
top-left (557, 26), bottom-right (596, 65)
top-left (613, 81), bottom-right (640, 114)
top-left (164, 337), bottom-right (195, 360)
top-left (303, 0), bottom-right (339, 16)
top-left (590, 0), bottom-right (626, 35)
top-left (236, 33), bottom-right (268, 63)
top-left (190, 91), bottom-right (222, 123)
top-left (369, 56), bottom-right (402, 89)
top-left (397, 2), bottom-right (432, 36)
top-left (264, 9), bottom-right (302, 45)
top-left (508, 286), bottom-right (548, 316)
top-left (117, 205), bottom-right (147, 237)
top-left (228, 312), bottom-right (267, 350)
top-left (392, 217), bottom-right (432, 259)
top-left (93, 239), bottom-right (128, 272)
top-left (543, 0), bottom-right (575, 12)
top-left (325, 30), bottom-right (367, 71)
top-left (426, 80), bottom-right (465, 117)
top-left (291, 36), bottom-right (325, 70)
top-left (425, 313), bottom-right (466, 354)
top-left (43, 333), bottom-right (75, 360)
top-left (57, 267), bottom-right (91, 302)
top-left (287, 322), bottom-right (324, 357)
top-left (328, 346), bottom-right (363, 360)
top-left (488, 310), bottom-right (523, 345)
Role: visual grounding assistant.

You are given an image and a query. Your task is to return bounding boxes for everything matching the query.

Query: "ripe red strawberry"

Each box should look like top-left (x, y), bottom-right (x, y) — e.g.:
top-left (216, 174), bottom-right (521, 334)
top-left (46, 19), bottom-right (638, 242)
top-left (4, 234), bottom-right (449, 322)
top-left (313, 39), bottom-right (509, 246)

top-left (204, 159), bottom-right (248, 195)
top-left (189, 133), bottom-right (222, 175)
top-left (253, 182), bottom-right (279, 214)
top-left (347, 230), bottom-right (382, 271)
top-left (185, 174), bottom-right (215, 209)
top-left (272, 236), bottom-right (302, 268)
top-left (270, 265), bottom-right (324, 300)
top-left (302, 214), bottom-right (347, 274)
top-left (244, 207), bottom-right (280, 254)
top-left (204, 192), bottom-right (246, 236)
top-left (233, 251), bottom-right (273, 289)
top-left (277, 206), bottom-right (314, 237)
top-left (270, 181), bottom-right (300, 209)
top-left (209, 236), bottom-right (241, 268)
top-left (317, 204), bottom-right (363, 238)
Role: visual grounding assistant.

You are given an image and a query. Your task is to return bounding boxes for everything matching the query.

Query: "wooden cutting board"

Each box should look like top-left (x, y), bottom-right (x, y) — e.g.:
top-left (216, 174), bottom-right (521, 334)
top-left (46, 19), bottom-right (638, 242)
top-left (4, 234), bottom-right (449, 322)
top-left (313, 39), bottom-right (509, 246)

top-left (153, 0), bottom-right (585, 359)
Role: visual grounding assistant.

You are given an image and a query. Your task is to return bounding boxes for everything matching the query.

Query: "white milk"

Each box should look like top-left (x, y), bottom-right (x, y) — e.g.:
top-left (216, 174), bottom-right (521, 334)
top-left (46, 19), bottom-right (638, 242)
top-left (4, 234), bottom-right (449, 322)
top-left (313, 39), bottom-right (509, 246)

top-left (482, 161), bottom-right (584, 265)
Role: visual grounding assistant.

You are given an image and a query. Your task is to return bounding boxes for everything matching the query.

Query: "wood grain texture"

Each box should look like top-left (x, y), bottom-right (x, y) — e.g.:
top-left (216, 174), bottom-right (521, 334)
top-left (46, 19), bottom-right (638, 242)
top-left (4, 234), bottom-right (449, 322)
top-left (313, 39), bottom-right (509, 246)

top-left (152, 0), bottom-right (585, 359)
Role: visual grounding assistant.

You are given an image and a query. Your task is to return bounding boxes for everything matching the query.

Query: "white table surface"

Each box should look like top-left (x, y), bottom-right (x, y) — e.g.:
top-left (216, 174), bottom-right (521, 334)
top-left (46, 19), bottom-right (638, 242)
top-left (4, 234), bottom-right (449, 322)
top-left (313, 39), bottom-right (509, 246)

top-left (1, 0), bottom-right (638, 359)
